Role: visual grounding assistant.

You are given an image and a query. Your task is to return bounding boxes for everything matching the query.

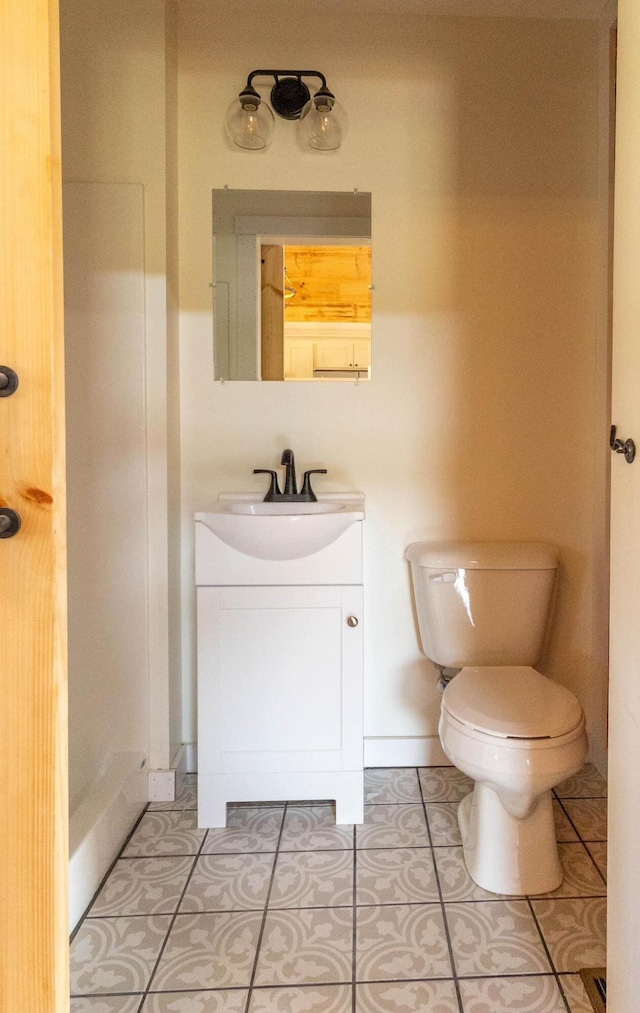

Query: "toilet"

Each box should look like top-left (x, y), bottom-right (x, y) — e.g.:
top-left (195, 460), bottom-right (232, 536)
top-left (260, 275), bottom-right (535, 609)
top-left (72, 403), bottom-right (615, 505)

top-left (406, 541), bottom-right (588, 895)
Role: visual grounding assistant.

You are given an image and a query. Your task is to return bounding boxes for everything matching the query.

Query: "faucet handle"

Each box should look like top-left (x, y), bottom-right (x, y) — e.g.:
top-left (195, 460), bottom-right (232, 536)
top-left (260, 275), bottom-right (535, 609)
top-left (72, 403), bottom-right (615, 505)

top-left (301, 469), bottom-right (327, 502)
top-left (253, 469), bottom-right (281, 502)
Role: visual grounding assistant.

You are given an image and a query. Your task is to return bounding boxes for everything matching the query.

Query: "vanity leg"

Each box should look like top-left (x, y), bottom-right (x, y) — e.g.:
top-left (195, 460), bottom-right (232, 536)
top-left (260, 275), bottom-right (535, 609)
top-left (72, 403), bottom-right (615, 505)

top-left (197, 775), bottom-right (228, 828)
top-left (335, 774), bottom-right (365, 825)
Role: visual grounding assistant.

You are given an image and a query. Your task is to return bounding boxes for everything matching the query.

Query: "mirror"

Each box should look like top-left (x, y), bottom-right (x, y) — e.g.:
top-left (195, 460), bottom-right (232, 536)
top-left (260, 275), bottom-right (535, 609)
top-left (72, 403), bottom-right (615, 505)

top-left (212, 189), bottom-right (372, 381)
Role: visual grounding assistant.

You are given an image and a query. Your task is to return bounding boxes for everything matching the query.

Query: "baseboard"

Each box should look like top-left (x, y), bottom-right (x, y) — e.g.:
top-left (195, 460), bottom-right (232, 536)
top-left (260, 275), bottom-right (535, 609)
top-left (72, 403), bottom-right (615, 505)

top-left (172, 743), bottom-right (189, 793)
top-left (364, 736), bottom-right (452, 767)
top-left (589, 741), bottom-right (608, 783)
top-left (185, 741), bottom-right (197, 773)
top-left (148, 744), bottom-right (192, 802)
top-left (69, 751), bottom-right (147, 931)
top-left (185, 738), bottom-right (448, 772)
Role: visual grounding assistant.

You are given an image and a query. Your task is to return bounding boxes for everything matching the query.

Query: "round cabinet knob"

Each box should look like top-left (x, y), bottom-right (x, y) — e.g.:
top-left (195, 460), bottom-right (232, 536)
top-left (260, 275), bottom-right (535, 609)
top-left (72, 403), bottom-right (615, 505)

top-left (346, 615), bottom-right (359, 628)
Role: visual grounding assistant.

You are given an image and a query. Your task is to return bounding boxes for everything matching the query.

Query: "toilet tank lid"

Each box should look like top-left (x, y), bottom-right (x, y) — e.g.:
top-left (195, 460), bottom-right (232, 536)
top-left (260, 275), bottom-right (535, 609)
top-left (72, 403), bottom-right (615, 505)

top-left (404, 541), bottom-right (558, 570)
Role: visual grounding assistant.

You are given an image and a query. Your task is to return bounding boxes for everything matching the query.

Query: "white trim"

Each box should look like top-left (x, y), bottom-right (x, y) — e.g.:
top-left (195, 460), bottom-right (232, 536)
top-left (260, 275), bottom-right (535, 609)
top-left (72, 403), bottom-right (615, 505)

top-left (148, 769), bottom-right (176, 802)
top-left (69, 752), bottom-right (147, 930)
top-left (185, 741), bottom-right (198, 773)
top-left (148, 743), bottom-right (191, 801)
top-left (364, 736), bottom-right (452, 768)
top-left (187, 738), bottom-right (451, 775)
top-left (171, 743), bottom-right (189, 794)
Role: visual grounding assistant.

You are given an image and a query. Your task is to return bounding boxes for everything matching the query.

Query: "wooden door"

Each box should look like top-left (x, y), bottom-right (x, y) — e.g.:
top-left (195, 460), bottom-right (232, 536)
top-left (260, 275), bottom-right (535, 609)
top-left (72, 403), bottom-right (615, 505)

top-left (260, 244), bottom-right (284, 380)
top-left (0, 2), bottom-right (68, 1011)
top-left (608, 2), bottom-right (640, 1009)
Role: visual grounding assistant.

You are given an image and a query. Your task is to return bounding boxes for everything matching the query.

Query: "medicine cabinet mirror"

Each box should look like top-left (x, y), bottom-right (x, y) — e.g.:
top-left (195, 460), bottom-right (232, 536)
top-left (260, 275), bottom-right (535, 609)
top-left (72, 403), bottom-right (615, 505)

top-left (212, 189), bottom-right (372, 382)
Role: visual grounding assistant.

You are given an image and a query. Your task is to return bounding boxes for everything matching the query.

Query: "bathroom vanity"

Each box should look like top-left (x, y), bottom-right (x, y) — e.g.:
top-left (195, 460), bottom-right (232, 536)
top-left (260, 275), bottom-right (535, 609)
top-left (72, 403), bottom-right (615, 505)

top-left (195, 492), bottom-right (365, 827)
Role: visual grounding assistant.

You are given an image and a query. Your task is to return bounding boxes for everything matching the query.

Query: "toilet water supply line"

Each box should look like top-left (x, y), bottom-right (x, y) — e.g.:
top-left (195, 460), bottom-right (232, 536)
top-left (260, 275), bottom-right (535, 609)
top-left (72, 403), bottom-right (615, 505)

top-left (436, 664), bottom-right (458, 692)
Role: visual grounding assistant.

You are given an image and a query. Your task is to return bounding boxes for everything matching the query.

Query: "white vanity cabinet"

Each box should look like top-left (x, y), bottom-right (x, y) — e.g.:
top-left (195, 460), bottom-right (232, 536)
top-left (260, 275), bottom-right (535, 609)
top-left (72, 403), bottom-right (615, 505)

top-left (196, 502), bottom-right (364, 827)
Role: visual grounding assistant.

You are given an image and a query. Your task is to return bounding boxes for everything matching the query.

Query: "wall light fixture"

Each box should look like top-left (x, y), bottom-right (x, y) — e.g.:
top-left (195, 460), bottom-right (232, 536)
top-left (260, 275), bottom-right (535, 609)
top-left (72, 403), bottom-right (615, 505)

top-left (225, 70), bottom-right (347, 151)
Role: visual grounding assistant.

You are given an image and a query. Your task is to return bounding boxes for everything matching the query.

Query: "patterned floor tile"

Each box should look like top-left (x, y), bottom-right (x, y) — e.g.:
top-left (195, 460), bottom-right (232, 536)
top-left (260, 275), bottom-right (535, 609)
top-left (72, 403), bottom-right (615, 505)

top-left (71, 998), bottom-right (142, 1013)
top-left (141, 991), bottom-right (248, 1012)
top-left (356, 979), bottom-right (459, 1012)
top-left (559, 973), bottom-right (594, 1013)
top-left (446, 901), bottom-right (552, 977)
top-left (279, 807), bottom-right (354, 852)
top-left (123, 812), bottom-right (205, 858)
top-left (531, 897), bottom-right (606, 972)
top-left (555, 763), bottom-right (607, 799)
top-left (148, 785), bottom-right (198, 812)
top-left (553, 800), bottom-right (579, 842)
top-left (419, 765), bottom-right (474, 802)
top-left (459, 975), bottom-right (567, 1012)
top-left (254, 907), bottom-right (353, 986)
top-left (435, 847), bottom-right (509, 902)
top-left (88, 857), bottom-right (194, 917)
top-left (355, 804), bottom-right (430, 850)
top-left (364, 768), bottom-right (422, 804)
top-left (249, 984), bottom-right (352, 1012)
top-left (425, 802), bottom-right (462, 846)
top-left (538, 844), bottom-right (606, 898)
top-left (356, 903), bottom-right (452, 981)
top-left (561, 799), bottom-right (607, 842)
top-left (149, 911), bottom-right (262, 991)
top-left (270, 849), bottom-right (353, 908)
top-left (585, 841), bottom-right (607, 881)
top-left (202, 808), bottom-right (285, 855)
top-left (70, 915), bottom-right (171, 995)
top-left (180, 853), bottom-right (275, 912)
top-left (356, 847), bottom-right (440, 904)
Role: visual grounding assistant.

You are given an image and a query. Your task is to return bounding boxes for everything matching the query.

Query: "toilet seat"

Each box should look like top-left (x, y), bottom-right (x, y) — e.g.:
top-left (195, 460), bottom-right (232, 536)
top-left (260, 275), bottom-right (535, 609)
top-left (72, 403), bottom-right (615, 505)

top-left (442, 666), bottom-right (583, 740)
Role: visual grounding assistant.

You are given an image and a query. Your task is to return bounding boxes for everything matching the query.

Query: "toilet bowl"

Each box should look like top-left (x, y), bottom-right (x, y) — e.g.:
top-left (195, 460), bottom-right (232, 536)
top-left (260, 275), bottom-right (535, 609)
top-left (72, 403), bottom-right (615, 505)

top-left (405, 540), bottom-right (589, 896)
top-left (439, 666), bottom-right (587, 894)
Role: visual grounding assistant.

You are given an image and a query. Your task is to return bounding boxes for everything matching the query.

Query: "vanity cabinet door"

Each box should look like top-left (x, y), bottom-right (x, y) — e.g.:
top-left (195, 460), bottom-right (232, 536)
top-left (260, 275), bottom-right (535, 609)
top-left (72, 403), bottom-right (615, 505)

top-left (197, 584), bottom-right (363, 776)
top-left (353, 339), bottom-right (371, 369)
top-left (284, 339), bottom-right (314, 378)
top-left (314, 339), bottom-right (354, 370)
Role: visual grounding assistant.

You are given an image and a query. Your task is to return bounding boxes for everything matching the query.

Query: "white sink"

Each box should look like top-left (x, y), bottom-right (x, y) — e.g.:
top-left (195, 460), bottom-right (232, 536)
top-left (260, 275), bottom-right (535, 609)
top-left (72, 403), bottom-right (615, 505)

top-left (196, 493), bottom-right (365, 561)
top-left (226, 501), bottom-right (342, 516)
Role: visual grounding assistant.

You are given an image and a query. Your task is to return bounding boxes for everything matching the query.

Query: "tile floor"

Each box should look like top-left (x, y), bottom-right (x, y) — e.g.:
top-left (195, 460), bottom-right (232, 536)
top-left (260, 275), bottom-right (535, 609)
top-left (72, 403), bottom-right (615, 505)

top-left (70, 764), bottom-right (607, 1013)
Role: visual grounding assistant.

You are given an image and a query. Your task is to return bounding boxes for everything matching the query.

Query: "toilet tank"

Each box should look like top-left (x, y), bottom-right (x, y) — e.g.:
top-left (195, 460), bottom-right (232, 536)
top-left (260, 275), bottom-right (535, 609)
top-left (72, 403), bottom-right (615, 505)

top-left (405, 541), bottom-right (558, 668)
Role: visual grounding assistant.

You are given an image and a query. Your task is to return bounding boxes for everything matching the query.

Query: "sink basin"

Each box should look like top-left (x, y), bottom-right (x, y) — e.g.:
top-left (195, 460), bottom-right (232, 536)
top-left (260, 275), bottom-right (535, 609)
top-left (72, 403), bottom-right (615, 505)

top-left (196, 494), bottom-right (364, 561)
top-left (226, 501), bottom-right (343, 516)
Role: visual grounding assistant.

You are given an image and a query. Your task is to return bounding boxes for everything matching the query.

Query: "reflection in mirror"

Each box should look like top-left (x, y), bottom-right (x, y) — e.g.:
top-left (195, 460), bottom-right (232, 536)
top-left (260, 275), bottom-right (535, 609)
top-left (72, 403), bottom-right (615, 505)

top-left (212, 189), bottom-right (372, 381)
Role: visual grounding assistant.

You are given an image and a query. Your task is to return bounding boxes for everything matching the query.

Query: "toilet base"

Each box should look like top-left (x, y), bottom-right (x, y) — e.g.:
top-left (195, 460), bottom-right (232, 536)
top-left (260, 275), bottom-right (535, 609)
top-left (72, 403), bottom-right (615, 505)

top-left (458, 783), bottom-right (563, 895)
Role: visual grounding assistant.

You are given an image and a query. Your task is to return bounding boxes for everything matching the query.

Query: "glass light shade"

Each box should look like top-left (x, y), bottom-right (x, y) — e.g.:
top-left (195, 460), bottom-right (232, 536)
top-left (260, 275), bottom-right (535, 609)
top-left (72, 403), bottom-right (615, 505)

top-left (297, 93), bottom-right (347, 151)
top-left (225, 96), bottom-right (275, 150)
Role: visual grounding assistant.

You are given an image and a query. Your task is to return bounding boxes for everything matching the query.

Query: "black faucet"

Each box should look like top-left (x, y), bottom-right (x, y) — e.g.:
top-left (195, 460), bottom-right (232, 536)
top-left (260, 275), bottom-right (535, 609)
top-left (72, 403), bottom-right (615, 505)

top-left (254, 449), bottom-right (327, 502)
top-left (281, 448), bottom-right (297, 496)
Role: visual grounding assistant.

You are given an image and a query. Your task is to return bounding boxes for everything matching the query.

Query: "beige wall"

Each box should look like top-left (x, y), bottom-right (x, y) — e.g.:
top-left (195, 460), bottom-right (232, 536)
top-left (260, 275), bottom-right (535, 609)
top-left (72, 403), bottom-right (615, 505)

top-left (177, 6), bottom-right (603, 762)
top-left (60, 0), bottom-right (606, 778)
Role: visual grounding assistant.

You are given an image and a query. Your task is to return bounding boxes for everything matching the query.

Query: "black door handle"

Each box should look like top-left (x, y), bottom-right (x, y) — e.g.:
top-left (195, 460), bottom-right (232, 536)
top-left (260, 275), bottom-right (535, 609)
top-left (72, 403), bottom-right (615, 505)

top-left (610, 425), bottom-right (636, 464)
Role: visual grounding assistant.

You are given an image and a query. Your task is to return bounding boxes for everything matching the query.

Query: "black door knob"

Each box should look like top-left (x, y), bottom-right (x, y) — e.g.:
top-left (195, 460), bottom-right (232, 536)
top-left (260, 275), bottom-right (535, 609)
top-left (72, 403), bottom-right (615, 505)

top-left (0, 508), bottom-right (21, 538)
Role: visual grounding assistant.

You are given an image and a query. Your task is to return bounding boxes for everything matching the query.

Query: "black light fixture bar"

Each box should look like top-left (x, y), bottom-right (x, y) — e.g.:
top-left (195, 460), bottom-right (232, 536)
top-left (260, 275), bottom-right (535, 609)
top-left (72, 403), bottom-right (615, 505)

top-left (246, 70), bottom-right (328, 89)
top-left (244, 69), bottom-right (331, 120)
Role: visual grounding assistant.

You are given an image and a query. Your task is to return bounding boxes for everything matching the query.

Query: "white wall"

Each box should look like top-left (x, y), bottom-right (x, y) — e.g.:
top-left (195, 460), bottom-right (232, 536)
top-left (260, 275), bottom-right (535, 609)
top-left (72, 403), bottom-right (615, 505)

top-left (177, 7), bottom-right (604, 764)
top-left (64, 182), bottom-right (149, 811)
top-left (61, 1), bottom-right (184, 924)
top-left (60, 0), bottom-right (607, 791)
top-left (61, 0), bottom-right (181, 785)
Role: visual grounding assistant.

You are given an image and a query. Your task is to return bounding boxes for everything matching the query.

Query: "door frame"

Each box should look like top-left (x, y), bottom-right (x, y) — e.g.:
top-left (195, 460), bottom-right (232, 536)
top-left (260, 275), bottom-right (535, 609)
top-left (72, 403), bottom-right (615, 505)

top-left (0, 1), bottom-right (68, 1010)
